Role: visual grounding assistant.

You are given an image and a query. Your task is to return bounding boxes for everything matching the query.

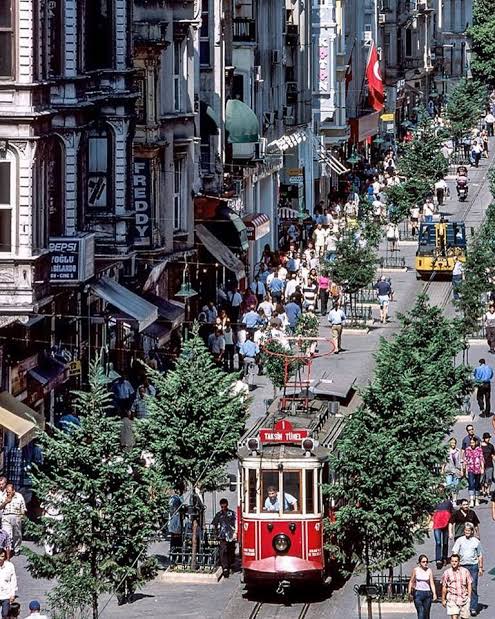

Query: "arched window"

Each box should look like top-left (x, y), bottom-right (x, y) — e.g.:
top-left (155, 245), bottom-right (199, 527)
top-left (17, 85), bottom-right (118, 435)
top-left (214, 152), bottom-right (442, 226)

top-left (0, 149), bottom-right (16, 253)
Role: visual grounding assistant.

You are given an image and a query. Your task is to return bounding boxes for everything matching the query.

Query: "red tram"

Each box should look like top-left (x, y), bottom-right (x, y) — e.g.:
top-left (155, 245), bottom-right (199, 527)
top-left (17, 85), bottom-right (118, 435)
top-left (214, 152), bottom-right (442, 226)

top-left (237, 400), bottom-right (343, 591)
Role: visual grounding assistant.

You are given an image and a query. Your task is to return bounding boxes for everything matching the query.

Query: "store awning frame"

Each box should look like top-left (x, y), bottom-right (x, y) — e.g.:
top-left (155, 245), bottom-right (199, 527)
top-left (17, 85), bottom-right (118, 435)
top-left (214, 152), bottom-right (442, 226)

top-left (195, 224), bottom-right (246, 281)
top-left (90, 277), bottom-right (158, 332)
top-left (225, 99), bottom-right (260, 144)
top-left (0, 391), bottom-right (44, 448)
top-left (243, 213), bottom-right (271, 241)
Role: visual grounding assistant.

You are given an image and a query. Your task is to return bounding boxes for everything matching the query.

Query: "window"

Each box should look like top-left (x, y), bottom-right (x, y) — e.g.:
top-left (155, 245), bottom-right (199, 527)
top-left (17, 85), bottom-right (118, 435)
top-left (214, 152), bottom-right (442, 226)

top-left (247, 469), bottom-right (257, 513)
top-left (85, 0), bottom-right (113, 70)
top-left (173, 158), bottom-right (184, 231)
top-left (405, 28), bottom-right (412, 58)
top-left (261, 470), bottom-right (301, 514)
top-left (135, 73), bottom-right (147, 124)
top-left (173, 41), bottom-right (184, 112)
top-left (0, 160), bottom-right (13, 252)
top-left (87, 128), bottom-right (110, 209)
top-left (0, 0), bottom-right (14, 79)
top-left (200, 0), bottom-right (210, 66)
top-left (305, 470), bottom-right (315, 514)
top-left (48, 140), bottom-right (64, 236)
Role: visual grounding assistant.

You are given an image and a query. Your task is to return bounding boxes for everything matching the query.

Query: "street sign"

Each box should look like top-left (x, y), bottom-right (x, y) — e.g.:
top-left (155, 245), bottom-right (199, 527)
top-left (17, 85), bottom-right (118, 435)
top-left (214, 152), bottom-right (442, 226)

top-left (380, 113), bottom-right (395, 122)
top-left (287, 167), bottom-right (304, 184)
top-left (259, 419), bottom-right (309, 444)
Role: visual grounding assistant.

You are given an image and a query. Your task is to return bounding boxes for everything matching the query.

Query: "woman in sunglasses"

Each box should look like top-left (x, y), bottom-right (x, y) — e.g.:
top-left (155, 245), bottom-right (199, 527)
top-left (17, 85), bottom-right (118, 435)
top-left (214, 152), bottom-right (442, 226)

top-left (408, 554), bottom-right (437, 619)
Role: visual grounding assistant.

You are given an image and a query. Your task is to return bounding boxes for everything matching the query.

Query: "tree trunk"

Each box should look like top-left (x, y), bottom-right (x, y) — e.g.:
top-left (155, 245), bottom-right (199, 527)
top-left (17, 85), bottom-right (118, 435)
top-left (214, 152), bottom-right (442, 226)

top-left (191, 518), bottom-right (198, 571)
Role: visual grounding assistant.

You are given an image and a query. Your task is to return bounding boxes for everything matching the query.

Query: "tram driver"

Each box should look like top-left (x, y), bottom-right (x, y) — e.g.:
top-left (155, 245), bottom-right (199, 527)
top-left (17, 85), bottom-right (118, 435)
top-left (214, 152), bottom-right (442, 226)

top-left (264, 486), bottom-right (298, 512)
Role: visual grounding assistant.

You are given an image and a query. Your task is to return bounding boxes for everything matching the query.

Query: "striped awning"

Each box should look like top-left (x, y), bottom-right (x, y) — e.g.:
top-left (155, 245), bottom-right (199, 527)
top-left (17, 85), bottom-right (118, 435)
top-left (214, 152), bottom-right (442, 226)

top-left (243, 213), bottom-right (271, 241)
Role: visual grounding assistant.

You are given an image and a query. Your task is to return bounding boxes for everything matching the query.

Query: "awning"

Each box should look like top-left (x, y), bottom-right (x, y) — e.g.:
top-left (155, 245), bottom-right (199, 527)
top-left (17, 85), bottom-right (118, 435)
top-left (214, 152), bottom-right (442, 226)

top-left (196, 224), bottom-right (246, 280)
top-left (28, 358), bottom-right (67, 393)
top-left (243, 213), bottom-right (271, 241)
top-left (0, 391), bottom-right (43, 447)
top-left (349, 111), bottom-right (380, 143)
top-left (195, 196), bottom-right (249, 251)
top-left (200, 100), bottom-right (220, 135)
top-left (226, 99), bottom-right (260, 144)
top-left (278, 207), bottom-right (302, 220)
top-left (309, 130), bottom-right (348, 176)
top-left (91, 277), bottom-right (158, 332)
top-left (142, 322), bottom-right (172, 347)
top-left (267, 128), bottom-right (308, 153)
top-left (144, 293), bottom-right (185, 329)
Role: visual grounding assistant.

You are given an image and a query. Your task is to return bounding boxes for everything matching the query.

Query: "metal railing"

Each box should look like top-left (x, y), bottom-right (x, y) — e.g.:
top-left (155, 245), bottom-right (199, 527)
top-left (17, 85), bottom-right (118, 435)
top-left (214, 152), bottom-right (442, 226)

top-left (368, 570), bottom-right (410, 599)
top-left (342, 303), bottom-right (373, 327)
top-left (379, 255), bottom-right (407, 269)
top-left (354, 287), bottom-right (380, 305)
top-left (399, 221), bottom-right (417, 242)
top-left (233, 18), bottom-right (256, 42)
top-left (168, 549), bottom-right (220, 572)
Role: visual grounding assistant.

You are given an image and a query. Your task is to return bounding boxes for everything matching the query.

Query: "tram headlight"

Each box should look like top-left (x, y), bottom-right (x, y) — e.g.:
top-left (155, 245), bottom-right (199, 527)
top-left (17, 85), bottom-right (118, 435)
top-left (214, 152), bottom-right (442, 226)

top-left (272, 534), bottom-right (291, 554)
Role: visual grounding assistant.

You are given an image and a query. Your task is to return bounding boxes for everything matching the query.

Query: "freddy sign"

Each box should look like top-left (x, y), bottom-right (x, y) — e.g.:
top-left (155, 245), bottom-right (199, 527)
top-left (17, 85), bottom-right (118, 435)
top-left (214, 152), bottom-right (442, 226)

top-left (259, 419), bottom-right (309, 444)
top-left (133, 159), bottom-right (152, 247)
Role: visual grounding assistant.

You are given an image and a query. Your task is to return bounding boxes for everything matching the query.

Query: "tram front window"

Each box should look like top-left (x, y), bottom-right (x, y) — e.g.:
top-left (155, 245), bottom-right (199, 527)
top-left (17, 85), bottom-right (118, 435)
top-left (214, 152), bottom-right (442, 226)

top-left (261, 470), bottom-right (300, 513)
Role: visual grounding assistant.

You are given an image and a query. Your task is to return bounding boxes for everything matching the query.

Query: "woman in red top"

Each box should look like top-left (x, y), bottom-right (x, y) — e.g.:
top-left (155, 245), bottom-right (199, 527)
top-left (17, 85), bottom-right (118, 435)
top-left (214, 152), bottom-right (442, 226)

top-left (317, 271), bottom-right (331, 316)
top-left (432, 494), bottom-right (453, 569)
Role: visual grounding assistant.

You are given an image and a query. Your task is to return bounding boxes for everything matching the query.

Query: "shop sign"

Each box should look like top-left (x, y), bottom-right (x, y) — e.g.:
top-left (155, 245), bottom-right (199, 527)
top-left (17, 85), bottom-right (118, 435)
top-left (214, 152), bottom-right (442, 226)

top-left (68, 360), bottom-right (82, 377)
top-left (259, 419), bottom-right (309, 444)
top-left (288, 168), bottom-right (304, 184)
top-left (11, 354), bottom-right (38, 398)
top-left (380, 113), bottom-right (395, 122)
top-left (133, 159), bottom-right (152, 247)
top-left (49, 234), bottom-right (95, 283)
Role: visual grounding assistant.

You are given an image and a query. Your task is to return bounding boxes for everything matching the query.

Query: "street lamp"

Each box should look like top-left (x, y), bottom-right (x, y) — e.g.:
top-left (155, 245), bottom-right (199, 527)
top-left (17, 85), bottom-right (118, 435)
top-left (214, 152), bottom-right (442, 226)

top-left (175, 259), bottom-right (198, 339)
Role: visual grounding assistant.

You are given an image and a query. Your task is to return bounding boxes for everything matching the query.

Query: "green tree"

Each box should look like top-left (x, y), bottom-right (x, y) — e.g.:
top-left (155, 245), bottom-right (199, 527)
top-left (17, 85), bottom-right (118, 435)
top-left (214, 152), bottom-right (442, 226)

top-left (25, 360), bottom-right (163, 619)
top-left (397, 112), bottom-right (449, 185)
top-left (326, 297), bottom-right (472, 573)
top-left (468, 2), bottom-right (495, 86)
top-left (140, 327), bottom-right (247, 491)
top-left (385, 177), bottom-right (431, 223)
top-left (456, 200), bottom-right (495, 333)
top-left (327, 231), bottom-right (378, 315)
top-left (444, 79), bottom-right (487, 142)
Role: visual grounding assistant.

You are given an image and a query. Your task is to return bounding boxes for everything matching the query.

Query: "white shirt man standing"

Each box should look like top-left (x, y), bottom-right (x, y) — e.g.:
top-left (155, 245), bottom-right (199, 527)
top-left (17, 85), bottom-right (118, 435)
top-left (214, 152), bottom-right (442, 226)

top-left (0, 549), bottom-right (17, 617)
top-left (0, 485), bottom-right (26, 555)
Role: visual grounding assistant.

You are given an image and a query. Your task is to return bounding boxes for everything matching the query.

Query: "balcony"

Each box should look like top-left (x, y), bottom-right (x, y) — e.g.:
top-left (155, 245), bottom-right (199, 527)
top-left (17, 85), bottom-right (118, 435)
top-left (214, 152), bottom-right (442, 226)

top-left (233, 18), bottom-right (256, 43)
top-left (134, 21), bottom-right (168, 45)
top-left (0, 253), bottom-right (51, 313)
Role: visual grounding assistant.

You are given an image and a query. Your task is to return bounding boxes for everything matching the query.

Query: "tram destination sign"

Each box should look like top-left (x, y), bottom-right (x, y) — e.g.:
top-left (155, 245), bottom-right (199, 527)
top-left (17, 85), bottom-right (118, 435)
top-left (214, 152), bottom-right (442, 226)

top-left (259, 419), bottom-right (309, 444)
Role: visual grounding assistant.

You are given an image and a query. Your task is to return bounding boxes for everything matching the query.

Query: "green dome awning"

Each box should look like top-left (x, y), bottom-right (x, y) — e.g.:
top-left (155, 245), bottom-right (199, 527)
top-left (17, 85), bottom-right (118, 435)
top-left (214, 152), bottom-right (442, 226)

top-left (225, 99), bottom-right (260, 144)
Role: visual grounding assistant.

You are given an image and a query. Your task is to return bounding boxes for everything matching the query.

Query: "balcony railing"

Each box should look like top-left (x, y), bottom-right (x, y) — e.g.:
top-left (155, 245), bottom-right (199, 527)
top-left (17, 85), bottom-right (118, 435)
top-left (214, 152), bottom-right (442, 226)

top-left (233, 18), bottom-right (256, 43)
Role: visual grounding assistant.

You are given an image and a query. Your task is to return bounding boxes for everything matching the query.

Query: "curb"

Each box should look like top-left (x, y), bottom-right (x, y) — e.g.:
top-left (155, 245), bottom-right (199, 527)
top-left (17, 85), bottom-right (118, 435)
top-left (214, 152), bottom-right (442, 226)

top-left (379, 267), bottom-right (409, 273)
top-left (360, 601), bottom-right (416, 614)
top-left (467, 338), bottom-right (487, 346)
top-left (157, 566), bottom-right (223, 584)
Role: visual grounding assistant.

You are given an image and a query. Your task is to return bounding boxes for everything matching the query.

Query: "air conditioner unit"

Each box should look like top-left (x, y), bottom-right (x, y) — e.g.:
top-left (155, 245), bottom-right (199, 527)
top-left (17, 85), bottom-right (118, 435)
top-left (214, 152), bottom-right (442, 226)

top-left (378, 13), bottom-right (386, 24)
top-left (254, 65), bottom-right (262, 82)
top-left (272, 49), bottom-right (281, 64)
top-left (363, 30), bottom-right (373, 42)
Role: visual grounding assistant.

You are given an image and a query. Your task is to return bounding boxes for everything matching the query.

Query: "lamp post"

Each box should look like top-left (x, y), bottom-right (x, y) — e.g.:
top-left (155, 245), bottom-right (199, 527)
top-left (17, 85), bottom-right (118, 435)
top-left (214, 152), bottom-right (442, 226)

top-left (175, 261), bottom-right (198, 340)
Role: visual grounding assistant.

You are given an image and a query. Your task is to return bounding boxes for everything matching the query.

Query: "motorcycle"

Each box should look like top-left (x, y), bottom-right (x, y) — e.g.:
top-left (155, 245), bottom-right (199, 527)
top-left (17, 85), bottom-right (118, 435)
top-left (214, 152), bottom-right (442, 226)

top-left (456, 177), bottom-right (468, 202)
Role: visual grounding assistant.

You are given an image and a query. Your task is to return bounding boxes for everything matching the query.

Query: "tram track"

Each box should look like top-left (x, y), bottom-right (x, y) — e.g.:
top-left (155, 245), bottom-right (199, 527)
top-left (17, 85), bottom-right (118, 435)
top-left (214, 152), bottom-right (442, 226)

top-left (248, 601), bottom-right (312, 619)
top-left (419, 163), bottom-right (488, 309)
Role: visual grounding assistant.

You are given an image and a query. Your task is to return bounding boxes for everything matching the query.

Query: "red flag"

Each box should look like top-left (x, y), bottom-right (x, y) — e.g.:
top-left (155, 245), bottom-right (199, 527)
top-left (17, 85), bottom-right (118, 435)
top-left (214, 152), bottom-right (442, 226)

top-left (345, 51), bottom-right (353, 97)
top-left (366, 42), bottom-right (384, 112)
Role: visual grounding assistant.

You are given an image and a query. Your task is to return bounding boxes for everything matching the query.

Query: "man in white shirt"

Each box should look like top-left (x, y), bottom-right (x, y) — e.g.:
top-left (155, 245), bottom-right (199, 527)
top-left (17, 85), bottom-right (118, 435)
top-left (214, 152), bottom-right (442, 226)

top-left (0, 549), bottom-right (16, 617)
top-left (258, 296), bottom-right (274, 320)
top-left (485, 111), bottom-right (495, 136)
top-left (24, 600), bottom-right (49, 619)
top-left (435, 178), bottom-right (448, 207)
top-left (1, 485), bottom-right (26, 555)
top-left (264, 487), bottom-right (298, 512)
top-left (372, 176), bottom-right (382, 196)
top-left (452, 523), bottom-right (483, 616)
top-left (423, 198), bottom-right (435, 223)
top-left (284, 274), bottom-right (299, 300)
top-left (227, 287), bottom-right (243, 324)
